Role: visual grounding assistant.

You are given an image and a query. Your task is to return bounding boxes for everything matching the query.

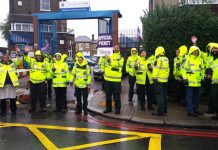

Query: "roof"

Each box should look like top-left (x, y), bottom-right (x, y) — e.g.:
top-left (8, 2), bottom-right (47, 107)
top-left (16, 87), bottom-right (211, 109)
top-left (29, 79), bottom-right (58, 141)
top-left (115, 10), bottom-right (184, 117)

top-left (75, 36), bottom-right (91, 42)
top-left (32, 10), bottom-right (122, 20)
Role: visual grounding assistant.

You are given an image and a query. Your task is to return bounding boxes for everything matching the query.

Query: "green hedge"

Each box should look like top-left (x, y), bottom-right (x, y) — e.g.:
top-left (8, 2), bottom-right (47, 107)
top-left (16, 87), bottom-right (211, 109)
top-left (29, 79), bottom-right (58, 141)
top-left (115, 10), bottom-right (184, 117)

top-left (141, 4), bottom-right (218, 59)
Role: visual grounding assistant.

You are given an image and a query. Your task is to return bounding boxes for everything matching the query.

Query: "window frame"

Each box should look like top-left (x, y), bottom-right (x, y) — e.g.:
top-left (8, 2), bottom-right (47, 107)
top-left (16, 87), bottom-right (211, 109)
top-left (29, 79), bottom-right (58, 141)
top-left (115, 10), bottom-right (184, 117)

top-left (40, 0), bottom-right (51, 11)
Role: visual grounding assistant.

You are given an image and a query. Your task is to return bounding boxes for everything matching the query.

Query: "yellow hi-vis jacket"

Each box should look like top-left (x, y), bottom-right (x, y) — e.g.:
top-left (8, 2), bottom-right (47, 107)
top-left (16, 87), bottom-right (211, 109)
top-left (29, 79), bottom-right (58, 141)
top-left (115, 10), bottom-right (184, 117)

top-left (51, 61), bottom-right (70, 87)
top-left (44, 57), bottom-right (53, 79)
top-left (135, 56), bottom-right (146, 85)
top-left (98, 56), bottom-right (107, 71)
top-left (24, 55), bottom-right (50, 84)
top-left (182, 46), bottom-right (204, 87)
top-left (0, 60), bottom-right (19, 87)
top-left (71, 60), bottom-right (92, 88)
top-left (211, 58), bottom-right (218, 84)
top-left (104, 52), bottom-right (124, 82)
top-left (126, 48), bottom-right (138, 76)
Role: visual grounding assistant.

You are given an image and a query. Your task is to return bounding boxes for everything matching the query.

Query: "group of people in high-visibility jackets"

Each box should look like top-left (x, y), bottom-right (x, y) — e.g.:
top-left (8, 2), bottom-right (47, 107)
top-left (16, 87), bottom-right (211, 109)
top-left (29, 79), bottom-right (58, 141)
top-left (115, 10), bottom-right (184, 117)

top-left (124, 46), bottom-right (170, 116)
top-left (173, 43), bottom-right (218, 119)
top-left (0, 48), bottom-right (91, 116)
top-left (1, 43), bottom-right (218, 119)
top-left (23, 49), bottom-right (91, 115)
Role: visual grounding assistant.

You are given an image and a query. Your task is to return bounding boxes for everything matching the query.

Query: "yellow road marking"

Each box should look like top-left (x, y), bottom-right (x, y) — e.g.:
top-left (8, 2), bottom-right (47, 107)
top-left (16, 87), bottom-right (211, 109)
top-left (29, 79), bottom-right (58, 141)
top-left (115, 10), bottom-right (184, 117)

top-left (61, 136), bottom-right (146, 150)
top-left (0, 122), bottom-right (162, 150)
top-left (149, 136), bottom-right (162, 150)
top-left (0, 125), bottom-right (11, 128)
top-left (28, 127), bottom-right (59, 150)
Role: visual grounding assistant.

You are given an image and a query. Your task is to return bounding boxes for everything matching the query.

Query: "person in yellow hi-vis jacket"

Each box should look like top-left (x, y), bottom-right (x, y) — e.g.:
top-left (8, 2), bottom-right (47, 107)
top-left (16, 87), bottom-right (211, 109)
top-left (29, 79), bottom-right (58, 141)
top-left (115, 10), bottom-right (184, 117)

top-left (173, 45), bottom-right (188, 105)
top-left (152, 46), bottom-right (170, 116)
top-left (126, 48), bottom-right (138, 102)
top-left (51, 53), bottom-right (70, 113)
top-left (103, 45), bottom-right (124, 114)
top-left (134, 50), bottom-right (147, 110)
top-left (71, 56), bottom-right (91, 115)
top-left (182, 46), bottom-right (204, 117)
top-left (0, 54), bottom-right (20, 116)
top-left (24, 49), bottom-right (50, 113)
top-left (98, 55), bottom-right (107, 91)
top-left (44, 54), bottom-right (53, 99)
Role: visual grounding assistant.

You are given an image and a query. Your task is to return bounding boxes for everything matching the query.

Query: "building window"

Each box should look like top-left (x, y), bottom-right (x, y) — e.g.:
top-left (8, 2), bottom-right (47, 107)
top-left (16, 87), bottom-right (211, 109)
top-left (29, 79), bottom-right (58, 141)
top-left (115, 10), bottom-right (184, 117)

top-left (18, 1), bottom-right (22, 6)
top-left (22, 24), bottom-right (30, 31)
top-left (41, 24), bottom-right (53, 32)
top-left (11, 23), bottom-right (33, 32)
top-left (85, 43), bottom-right (90, 49)
top-left (40, 0), bottom-right (50, 11)
top-left (15, 24), bottom-right (21, 31)
top-left (78, 43), bottom-right (84, 51)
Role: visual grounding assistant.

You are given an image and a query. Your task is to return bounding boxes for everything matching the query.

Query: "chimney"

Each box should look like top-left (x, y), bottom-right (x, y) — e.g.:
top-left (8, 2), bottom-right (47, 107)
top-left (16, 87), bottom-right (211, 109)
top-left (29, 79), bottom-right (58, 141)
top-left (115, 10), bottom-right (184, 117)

top-left (92, 34), bottom-right (94, 41)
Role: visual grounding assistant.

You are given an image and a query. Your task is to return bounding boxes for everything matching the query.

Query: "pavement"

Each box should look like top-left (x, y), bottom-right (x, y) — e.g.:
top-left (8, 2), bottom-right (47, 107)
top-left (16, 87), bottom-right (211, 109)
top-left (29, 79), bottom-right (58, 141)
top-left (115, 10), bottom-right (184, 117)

top-left (87, 78), bottom-right (218, 129)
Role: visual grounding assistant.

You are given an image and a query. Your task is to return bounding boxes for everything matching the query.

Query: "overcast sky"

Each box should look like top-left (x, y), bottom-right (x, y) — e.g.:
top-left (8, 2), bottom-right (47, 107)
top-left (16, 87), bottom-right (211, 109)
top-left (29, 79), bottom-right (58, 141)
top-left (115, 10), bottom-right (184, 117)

top-left (0, 0), bottom-right (148, 47)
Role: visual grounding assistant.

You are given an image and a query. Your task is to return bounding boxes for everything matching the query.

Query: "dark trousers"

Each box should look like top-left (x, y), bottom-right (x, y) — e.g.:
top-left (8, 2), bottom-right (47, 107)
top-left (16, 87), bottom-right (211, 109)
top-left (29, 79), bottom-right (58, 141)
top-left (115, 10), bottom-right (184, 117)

top-left (136, 84), bottom-right (145, 108)
top-left (146, 76), bottom-right (156, 106)
top-left (1, 99), bottom-right (16, 114)
top-left (176, 79), bottom-right (186, 104)
top-left (102, 78), bottom-right (106, 91)
top-left (205, 81), bottom-right (213, 112)
top-left (211, 84), bottom-right (218, 113)
top-left (128, 75), bottom-right (136, 100)
top-left (186, 87), bottom-right (200, 113)
top-left (75, 87), bottom-right (88, 112)
top-left (154, 82), bottom-right (167, 114)
top-left (105, 81), bottom-right (121, 111)
top-left (54, 87), bottom-right (67, 111)
top-left (46, 79), bottom-right (52, 97)
top-left (30, 81), bottom-right (46, 110)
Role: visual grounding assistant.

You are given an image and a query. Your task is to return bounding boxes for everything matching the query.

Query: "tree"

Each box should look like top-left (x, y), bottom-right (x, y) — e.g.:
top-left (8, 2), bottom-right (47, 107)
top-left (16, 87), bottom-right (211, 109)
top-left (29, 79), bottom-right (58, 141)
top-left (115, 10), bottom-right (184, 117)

top-left (141, 4), bottom-right (218, 58)
top-left (0, 14), bottom-right (10, 41)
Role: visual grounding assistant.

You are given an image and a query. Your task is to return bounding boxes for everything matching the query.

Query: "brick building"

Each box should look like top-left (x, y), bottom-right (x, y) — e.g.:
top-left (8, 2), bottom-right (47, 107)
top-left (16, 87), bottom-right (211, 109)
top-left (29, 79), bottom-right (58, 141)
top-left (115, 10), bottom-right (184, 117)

top-left (9, 0), bottom-right (75, 58)
top-left (75, 35), bottom-right (97, 57)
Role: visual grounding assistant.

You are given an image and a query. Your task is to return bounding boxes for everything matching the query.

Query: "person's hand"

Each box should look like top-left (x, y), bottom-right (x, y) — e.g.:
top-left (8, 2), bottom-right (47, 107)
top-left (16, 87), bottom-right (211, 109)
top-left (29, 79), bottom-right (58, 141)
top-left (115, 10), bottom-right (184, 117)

top-left (45, 80), bottom-right (48, 84)
top-left (205, 74), bottom-right (211, 80)
top-left (176, 63), bottom-right (181, 69)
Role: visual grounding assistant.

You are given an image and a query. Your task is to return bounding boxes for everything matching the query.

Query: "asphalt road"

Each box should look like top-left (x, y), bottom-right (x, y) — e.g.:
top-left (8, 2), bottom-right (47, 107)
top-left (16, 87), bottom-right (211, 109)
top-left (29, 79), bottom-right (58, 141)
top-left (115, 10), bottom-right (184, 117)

top-left (0, 77), bottom-right (218, 150)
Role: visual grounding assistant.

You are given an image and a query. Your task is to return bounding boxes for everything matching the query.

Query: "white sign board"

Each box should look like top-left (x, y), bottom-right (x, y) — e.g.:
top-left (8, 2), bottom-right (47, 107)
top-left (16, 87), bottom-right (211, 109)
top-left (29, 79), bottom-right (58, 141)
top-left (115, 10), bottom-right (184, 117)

top-left (59, 0), bottom-right (90, 11)
top-left (97, 47), bottom-right (113, 56)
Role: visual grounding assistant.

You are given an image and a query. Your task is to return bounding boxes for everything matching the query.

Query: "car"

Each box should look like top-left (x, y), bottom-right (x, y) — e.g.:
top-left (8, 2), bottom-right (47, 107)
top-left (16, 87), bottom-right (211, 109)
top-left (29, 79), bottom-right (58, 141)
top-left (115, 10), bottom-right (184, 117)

top-left (66, 60), bottom-right (75, 71)
top-left (93, 65), bottom-right (104, 80)
top-left (89, 56), bottom-right (100, 63)
top-left (86, 58), bottom-right (97, 66)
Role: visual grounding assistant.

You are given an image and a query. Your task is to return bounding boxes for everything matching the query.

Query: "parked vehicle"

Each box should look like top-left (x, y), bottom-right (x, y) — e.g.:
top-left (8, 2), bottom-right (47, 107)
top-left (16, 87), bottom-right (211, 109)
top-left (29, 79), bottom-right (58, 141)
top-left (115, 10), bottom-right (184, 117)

top-left (86, 58), bottom-right (97, 66)
top-left (93, 65), bottom-right (104, 80)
